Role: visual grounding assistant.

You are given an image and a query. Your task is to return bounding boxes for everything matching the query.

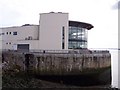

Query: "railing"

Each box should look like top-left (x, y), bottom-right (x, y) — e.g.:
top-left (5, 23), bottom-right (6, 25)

top-left (2, 49), bottom-right (110, 55)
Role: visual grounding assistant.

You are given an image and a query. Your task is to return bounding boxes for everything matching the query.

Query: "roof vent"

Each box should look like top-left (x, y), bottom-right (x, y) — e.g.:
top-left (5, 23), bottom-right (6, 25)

top-left (50, 11), bottom-right (55, 13)
top-left (22, 24), bottom-right (31, 26)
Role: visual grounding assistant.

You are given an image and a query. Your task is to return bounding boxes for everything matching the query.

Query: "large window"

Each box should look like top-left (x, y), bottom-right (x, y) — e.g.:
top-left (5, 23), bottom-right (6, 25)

top-left (68, 26), bottom-right (87, 49)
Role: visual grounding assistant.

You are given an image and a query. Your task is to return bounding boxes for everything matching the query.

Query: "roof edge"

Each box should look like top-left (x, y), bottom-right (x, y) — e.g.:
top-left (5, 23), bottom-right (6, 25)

top-left (69, 20), bottom-right (94, 30)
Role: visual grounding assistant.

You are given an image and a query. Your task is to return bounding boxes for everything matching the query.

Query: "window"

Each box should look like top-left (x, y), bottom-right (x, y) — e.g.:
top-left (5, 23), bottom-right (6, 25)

top-left (62, 42), bottom-right (64, 49)
top-left (9, 32), bottom-right (11, 34)
top-left (68, 26), bottom-right (88, 49)
top-left (2, 33), bottom-right (4, 35)
top-left (62, 26), bottom-right (65, 49)
top-left (13, 32), bottom-right (17, 35)
top-left (9, 42), bottom-right (11, 44)
top-left (6, 43), bottom-right (8, 45)
top-left (6, 32), bottom-right (8, 35)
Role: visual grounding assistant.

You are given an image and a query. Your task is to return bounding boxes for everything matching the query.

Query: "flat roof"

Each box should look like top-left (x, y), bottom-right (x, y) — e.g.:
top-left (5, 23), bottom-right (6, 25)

top-left (69, 21), bottom-right (94, 30)
top-left (0, 24), bottom-right (39, 29)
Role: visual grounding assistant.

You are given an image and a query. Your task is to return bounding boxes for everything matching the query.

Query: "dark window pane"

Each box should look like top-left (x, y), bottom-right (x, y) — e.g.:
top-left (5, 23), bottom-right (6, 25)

top-left (62, 26), bottom-right (65, 49)
top-left (13, 32), bottom-right (17, 35)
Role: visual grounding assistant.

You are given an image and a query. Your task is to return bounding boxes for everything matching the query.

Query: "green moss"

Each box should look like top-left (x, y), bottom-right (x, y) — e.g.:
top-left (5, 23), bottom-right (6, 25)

top-left (33, 66), bottom-right (111, 76)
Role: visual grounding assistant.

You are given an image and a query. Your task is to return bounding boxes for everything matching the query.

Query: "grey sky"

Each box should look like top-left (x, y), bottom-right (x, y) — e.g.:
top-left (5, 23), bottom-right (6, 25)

top-left (112, 0), bottom-right (120, 9)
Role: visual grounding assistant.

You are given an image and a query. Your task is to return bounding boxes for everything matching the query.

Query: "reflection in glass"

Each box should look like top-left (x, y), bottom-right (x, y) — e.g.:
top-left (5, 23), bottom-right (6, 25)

top-left (68, 26), bottom-right (88, 49)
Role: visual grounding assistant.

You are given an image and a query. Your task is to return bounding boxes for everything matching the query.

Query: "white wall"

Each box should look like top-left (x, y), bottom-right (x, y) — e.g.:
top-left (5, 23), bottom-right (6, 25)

top-left (2, 25), bottom-right (39, 41)
top-left (39, 12), bottom-right (68, 50)
top-left (18, 40), bottom-right (39, 50)
top-left (1, 25), bottom-right (39, 50)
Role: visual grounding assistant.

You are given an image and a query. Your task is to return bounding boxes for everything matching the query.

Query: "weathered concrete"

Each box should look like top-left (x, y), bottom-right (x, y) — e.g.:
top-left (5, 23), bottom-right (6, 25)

top-left (2, 50), bottom-right (111, 76)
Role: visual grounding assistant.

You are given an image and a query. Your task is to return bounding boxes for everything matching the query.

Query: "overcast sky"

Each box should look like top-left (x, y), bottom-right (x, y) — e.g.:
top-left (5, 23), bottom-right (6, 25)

top-left (0, 0), bottom-right (118, 88)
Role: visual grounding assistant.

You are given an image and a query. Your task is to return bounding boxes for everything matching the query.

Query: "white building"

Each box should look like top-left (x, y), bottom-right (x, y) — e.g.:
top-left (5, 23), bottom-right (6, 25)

top-left (0, 12), bottom-right (93, 51)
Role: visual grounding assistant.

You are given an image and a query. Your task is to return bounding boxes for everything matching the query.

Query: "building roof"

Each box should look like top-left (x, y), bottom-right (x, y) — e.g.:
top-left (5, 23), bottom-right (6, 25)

top-left (21, 24), bottom-right (38, 26)
top-left (69, 21), bottom-right (94, 30)
top-left (0, 24), bottom-right (39, 29)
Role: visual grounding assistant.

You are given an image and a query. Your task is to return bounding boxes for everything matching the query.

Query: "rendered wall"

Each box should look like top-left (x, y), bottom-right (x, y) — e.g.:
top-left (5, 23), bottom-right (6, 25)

top-left (39, 12), bottom-right (68, 50)
top-left (17, 40), bottom-right (39, 50)
top-left (1, 25), bottom-right (39, 50)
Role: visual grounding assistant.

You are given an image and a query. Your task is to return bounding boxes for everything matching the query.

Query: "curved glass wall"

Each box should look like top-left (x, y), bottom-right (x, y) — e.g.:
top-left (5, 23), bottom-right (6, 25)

top-left (68, 26), bottom-right (88, 49)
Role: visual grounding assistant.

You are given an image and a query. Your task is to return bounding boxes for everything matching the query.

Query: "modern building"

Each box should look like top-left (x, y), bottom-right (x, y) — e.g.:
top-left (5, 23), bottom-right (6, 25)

top-left (0, 12), bottom-right (93, 51)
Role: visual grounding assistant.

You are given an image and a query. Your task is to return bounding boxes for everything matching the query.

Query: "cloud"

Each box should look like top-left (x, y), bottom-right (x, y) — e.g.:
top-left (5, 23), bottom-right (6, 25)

top-left (112, 0), bottom-right (120, 10)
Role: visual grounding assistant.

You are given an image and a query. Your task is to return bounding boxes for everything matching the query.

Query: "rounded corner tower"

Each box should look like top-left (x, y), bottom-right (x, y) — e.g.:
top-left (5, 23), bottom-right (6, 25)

top-left (68, 21), bottom-right (94, 49)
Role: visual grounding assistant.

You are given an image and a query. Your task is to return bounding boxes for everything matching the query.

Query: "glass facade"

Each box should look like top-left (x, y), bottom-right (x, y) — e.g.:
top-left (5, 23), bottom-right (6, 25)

top-left (68, 26), bottom-right (88, 49)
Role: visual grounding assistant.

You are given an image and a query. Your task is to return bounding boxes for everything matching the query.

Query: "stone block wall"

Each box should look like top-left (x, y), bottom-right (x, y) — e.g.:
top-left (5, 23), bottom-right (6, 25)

top-left (2, 51), bottom-right (111, 75)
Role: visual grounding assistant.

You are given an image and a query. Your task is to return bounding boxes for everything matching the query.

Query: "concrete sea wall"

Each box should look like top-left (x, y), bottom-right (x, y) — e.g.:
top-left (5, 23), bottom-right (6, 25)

top-left (2, 50), bottom-right (111, 75)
